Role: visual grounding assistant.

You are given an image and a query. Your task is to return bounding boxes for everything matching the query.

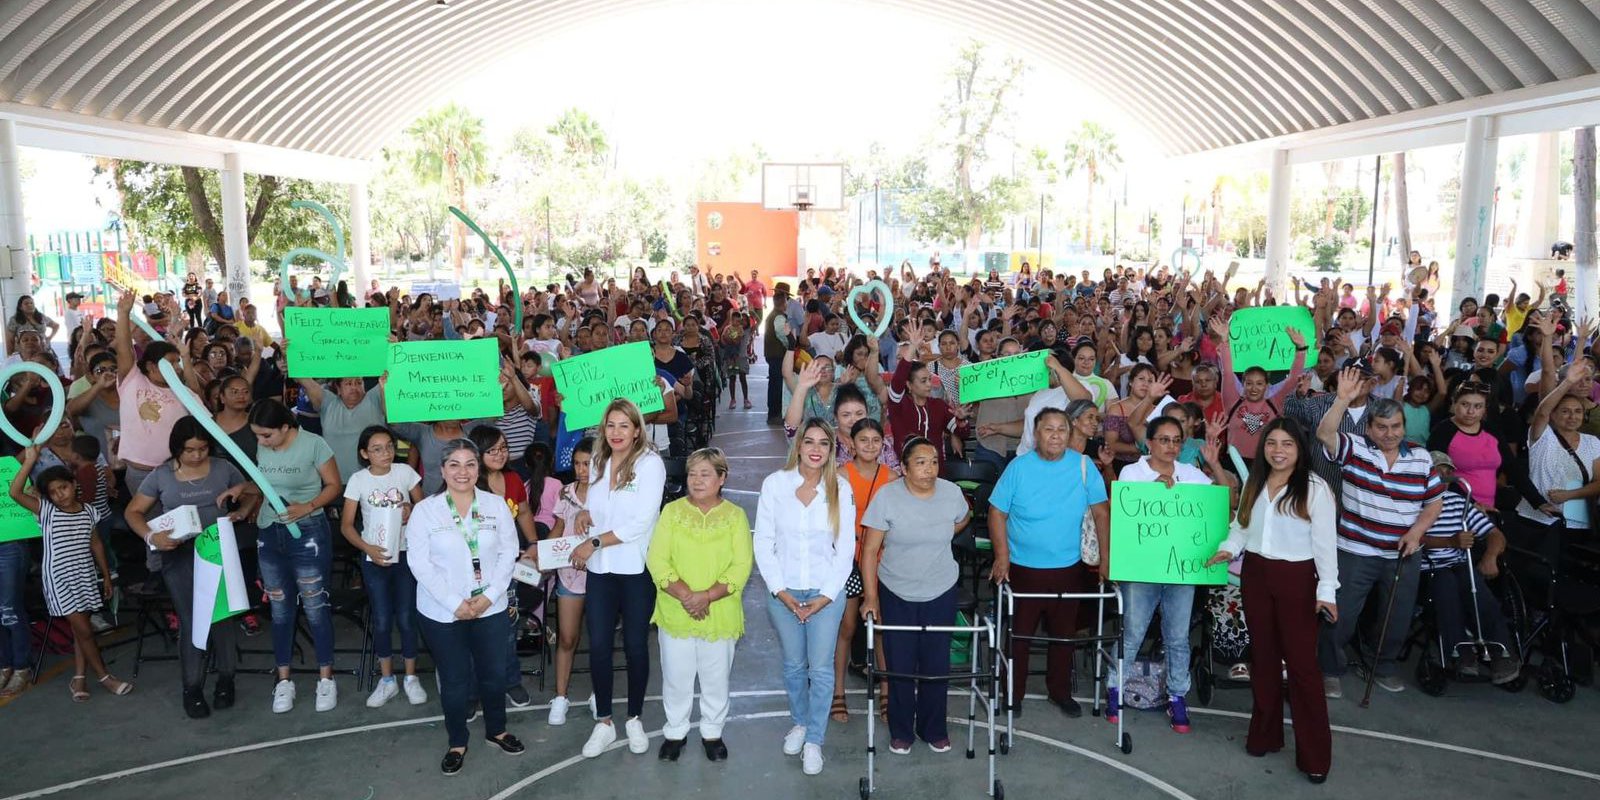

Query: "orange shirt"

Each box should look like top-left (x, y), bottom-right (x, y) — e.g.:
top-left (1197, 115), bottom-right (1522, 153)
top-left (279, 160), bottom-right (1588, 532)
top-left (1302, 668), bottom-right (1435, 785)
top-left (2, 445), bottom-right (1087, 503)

top-left (844, 461), bottom-right (897, 563)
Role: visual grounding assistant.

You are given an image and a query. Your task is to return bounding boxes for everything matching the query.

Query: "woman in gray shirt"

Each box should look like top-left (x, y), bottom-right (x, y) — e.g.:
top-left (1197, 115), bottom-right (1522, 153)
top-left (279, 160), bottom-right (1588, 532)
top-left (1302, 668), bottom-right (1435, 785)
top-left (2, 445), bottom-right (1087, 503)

top-left (859, 437), bottom-right (970, 754)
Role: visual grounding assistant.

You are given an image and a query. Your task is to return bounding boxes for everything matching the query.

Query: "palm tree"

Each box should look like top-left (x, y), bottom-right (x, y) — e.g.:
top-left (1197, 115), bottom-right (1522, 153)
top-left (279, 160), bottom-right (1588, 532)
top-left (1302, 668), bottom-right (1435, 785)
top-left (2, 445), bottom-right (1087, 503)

top-left (547, 108), bottom-right (610, 167)
top-left (1062, 121), bottom-right (1121, 251)
top-left (407, 103), bottom-right (488, 280)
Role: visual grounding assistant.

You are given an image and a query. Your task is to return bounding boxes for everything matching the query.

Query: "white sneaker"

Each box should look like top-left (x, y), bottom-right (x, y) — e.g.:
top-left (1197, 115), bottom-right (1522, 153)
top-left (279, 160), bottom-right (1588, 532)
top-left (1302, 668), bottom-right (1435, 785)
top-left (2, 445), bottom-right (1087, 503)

top-left (314, 678), bottom-right (337, 712)
top-left (624, 717), bottom-right (648, 754)
top-left (365, 677), bottom-right (398, 708)
top-left (402, 675), bottom-right (427, 705)
top-left (271, 679), bottom-right (296, 713)
top-left (1323, 676), bottom-right (1343, 699)
top-left (548, 695), bottom-right (571, 726)
top-left (582, 721), bottom-right (617, 758)
top-left (782, 725), bottom-right (807, 756)
top-left (90, 612), bottom-right (113, 633)
top-left (801, 743), bottom-right (824, 775)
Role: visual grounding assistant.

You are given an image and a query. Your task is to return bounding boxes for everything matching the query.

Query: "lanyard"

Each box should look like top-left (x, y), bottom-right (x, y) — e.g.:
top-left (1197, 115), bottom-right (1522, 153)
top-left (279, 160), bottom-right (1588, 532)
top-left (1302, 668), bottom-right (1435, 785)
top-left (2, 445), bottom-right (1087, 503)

top-left (449, 498), bottom-right (485, 596)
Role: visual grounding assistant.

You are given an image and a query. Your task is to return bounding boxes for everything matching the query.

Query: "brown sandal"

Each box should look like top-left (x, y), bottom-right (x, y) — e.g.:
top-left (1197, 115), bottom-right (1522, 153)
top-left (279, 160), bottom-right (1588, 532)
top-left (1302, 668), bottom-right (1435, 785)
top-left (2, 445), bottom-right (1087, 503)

top-left (830, 696), bottom-right (849, 722)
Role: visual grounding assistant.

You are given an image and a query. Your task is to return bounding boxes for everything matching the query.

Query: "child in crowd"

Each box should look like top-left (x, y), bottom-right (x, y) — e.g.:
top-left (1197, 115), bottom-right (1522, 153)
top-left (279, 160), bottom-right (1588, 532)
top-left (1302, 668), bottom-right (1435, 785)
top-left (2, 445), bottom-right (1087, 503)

top-left (544, 436), bottom-right (595, 726)
top-left (720, 313), bottom-right (751, 409)
top-left (10, 446), bottom-right (130, 702)
top-left (339, 425), bottom-right (426, 708)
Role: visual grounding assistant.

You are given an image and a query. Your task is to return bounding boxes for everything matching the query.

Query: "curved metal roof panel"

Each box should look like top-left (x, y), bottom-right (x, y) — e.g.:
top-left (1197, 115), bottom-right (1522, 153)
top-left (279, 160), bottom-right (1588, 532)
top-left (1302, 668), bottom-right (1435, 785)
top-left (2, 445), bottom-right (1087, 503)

top-left (0, 0), bottom-right (1594, 158)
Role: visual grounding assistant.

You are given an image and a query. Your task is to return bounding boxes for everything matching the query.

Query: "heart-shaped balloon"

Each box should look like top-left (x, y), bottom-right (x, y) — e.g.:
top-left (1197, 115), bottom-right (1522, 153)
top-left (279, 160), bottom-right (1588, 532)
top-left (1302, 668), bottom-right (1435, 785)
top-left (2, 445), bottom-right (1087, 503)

top-left (847, 280), bottom-right (894, 339)
top-left (0, 363), bottom-right (65, 446)
top-left (279, 199), bottom-right (347, 302)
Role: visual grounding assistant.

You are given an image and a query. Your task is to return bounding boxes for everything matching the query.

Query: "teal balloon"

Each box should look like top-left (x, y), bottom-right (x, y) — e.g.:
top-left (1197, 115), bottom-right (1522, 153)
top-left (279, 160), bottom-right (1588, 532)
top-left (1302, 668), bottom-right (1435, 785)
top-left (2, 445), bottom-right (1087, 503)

top-left (448, 206), bottom-right (520, 334)
top-left (0, 363), bottom-right (64, 446)
top-left (157, 359), bottom-right (302, 538)
top-left (279, 199), bottom-right (347, 300)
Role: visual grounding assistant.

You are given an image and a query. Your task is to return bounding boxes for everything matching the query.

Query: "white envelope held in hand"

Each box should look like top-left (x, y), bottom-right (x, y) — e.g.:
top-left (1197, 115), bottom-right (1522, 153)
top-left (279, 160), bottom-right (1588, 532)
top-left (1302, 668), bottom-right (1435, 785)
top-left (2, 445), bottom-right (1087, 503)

top-left (149, 505), bottom-right (203, 544)
top-left (363, 505), bottom-right (405, 563)
top-left (536, 536), bottom-right (586, 571)
top-left (512, 560), bottom-right (541, 586)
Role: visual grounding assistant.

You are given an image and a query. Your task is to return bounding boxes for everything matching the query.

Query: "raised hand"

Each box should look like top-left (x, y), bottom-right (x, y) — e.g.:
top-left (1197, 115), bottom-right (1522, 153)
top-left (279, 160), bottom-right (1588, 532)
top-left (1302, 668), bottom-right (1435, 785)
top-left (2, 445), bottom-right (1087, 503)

top-left (1286, 326), bottom-right (1306, 347)
top-left (1335, 366), bottom-right (1365, 403)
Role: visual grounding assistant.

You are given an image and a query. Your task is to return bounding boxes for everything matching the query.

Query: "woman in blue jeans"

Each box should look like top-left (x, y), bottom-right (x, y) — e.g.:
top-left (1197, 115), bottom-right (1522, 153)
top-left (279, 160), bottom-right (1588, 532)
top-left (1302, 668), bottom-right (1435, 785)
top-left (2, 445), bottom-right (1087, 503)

top-left (407, 437), bottom-right (524, 775)
top-left (248, 399), bottom-right (343, 715)
top-left (1108, 415), bottom-right (1234, 733)
top-left (0, 540), bottom-right (32, 695)
top-left (754, 418), bottom-right (856, 777)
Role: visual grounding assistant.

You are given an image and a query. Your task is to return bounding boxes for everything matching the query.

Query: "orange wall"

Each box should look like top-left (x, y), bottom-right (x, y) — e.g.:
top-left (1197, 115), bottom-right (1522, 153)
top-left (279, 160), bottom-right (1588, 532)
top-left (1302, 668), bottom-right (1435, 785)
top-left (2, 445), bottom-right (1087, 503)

top-left (695, 202), bottom-right (798, 284)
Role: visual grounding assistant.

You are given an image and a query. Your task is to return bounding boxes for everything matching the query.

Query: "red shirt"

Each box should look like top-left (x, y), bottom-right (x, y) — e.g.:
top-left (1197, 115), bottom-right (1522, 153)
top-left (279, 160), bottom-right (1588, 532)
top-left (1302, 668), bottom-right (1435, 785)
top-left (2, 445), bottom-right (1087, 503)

top-left (887, 358), bottom-right (954, 467)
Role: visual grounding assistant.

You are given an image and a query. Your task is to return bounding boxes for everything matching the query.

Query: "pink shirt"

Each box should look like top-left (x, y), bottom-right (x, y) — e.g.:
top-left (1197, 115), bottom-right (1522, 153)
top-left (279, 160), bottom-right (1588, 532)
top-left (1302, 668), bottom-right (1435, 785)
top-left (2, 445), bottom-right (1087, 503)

top-left (532, 476), bottom-right (561, 529)
top-left (1446, 428), bottom-right (1500, 508)
top-left (116, 370), bottom-right (185, 469)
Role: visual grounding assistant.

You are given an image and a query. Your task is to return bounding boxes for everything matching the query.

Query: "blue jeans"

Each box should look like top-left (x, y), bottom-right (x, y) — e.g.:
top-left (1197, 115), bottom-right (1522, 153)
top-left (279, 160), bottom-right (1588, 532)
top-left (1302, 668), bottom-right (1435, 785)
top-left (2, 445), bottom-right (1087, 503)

top-left (360, 554), bottom-right (419, 662)
top-left (971, 442), bottom-right (1011, 474)
top-left (1114, 582), bottom-right (1195, 697)
top-left (257, 514), bottom-right (335, 669)
top-left (0, 542), bottom-right (31, 669)
top-left (503, 578), bottom-right (522, 690)
top-left (419, 611), bottom-right (510, 748)
top-left (586, 570), bottom-right (655, 719)
top-left (766, 588), bottom-right (846, 746)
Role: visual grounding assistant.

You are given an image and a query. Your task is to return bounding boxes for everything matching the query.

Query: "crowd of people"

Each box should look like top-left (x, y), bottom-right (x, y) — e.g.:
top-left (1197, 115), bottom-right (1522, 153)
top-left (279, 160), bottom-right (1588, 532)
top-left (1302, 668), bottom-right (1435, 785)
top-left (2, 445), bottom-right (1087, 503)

top-left (0, 255), bottom-right (1594, 785)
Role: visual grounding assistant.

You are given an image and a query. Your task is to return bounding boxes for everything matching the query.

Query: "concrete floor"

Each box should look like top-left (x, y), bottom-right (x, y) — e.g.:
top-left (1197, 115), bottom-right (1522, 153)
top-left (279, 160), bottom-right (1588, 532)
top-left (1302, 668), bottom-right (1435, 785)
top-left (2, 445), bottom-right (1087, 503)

top-left (2, 363), bottom-right (1598, 800)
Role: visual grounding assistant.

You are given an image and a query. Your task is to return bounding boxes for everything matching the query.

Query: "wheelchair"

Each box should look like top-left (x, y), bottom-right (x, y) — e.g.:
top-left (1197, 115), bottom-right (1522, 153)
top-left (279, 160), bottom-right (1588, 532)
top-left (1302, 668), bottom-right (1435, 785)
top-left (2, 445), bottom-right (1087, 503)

top-left (1407, 563), bottom-right (1525, 697)
top-left (1498, 523), bottom-right (1600, 704)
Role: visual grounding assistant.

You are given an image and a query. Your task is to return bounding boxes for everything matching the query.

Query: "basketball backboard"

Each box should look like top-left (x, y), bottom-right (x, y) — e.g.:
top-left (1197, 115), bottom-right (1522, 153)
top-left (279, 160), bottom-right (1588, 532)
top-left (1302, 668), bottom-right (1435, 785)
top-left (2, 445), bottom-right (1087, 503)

top-left (762, 163), bottom-right (845, 211)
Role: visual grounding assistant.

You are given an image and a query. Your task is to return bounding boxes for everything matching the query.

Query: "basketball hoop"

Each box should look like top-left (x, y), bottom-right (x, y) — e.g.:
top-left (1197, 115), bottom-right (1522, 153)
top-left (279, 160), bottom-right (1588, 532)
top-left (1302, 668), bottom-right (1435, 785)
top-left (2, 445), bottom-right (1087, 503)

top-left (763, 163), bottom-right (845, 213)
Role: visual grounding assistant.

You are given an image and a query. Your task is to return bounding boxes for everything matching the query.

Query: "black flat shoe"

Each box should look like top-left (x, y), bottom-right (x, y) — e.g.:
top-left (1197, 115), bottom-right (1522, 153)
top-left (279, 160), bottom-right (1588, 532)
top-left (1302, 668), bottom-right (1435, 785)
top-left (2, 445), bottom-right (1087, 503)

top-left (658, 738), bottom-right (686, 761)
top-left (441, 749), bottom-right (466, 775)
top-left (183, 687), bottom-right (210, 719)
top-left (1307, 773), bottom-right (1327, 785)
top-left (702, 738), bottom-right (728, 761)
top-left (1050, 696), bottom-right (1083, 718)
top-left (212, 677), bottom-right (235, 710)
top-left (486, 733), bottom-right (525, 755)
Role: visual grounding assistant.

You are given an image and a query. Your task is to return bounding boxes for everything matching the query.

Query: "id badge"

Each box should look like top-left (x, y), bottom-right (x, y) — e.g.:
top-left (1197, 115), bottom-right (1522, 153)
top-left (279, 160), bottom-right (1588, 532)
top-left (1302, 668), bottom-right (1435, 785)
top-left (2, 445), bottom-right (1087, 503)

top-left (470, 557), bottom-right (485, 598)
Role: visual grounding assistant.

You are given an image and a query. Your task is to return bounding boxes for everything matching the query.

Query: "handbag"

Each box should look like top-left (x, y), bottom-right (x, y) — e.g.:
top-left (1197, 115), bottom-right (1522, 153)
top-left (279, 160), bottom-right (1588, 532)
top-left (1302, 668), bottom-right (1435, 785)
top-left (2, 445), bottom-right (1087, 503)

top-left (1122, 658), bottom-right (1169, 710)
top-left (1079, 454), bottom-right (1101, 567)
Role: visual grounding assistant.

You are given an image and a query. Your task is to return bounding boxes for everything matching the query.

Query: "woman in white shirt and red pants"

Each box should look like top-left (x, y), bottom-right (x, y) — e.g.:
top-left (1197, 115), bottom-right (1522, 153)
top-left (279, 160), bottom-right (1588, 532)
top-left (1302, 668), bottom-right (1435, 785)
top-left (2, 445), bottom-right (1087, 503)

top-left (1208, 417), bottom-right (1338, 784)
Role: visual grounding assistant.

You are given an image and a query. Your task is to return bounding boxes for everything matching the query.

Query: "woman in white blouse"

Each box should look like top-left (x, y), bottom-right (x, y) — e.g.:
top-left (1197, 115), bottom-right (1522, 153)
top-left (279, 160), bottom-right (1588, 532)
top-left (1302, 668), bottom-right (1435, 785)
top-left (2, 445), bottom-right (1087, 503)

top-left (568, 399), bottom-right (668, 760)
top-left (407, 438), bottom-right (523, 775)
top-left (754, 418), bottom-right (856, 777)
top-left (1207, 417), bottom-right (1337, 784)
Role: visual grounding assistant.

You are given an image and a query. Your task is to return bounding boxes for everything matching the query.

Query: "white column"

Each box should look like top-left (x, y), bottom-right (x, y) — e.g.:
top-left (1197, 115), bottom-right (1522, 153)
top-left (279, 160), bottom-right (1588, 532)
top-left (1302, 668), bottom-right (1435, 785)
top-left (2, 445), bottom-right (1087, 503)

top-left (220, 153), bottom-right (251, 306)
top-left (1515, 130), bottom-right (1560, 260)
top-left (0, 120), bottom-right (30, 355)
top-left (347, 181), bottom-right (371, 302)
top-left (1263, 148), bottom-right (1292, 297)
top-left (1448, 115), bottom-right (1498, 313)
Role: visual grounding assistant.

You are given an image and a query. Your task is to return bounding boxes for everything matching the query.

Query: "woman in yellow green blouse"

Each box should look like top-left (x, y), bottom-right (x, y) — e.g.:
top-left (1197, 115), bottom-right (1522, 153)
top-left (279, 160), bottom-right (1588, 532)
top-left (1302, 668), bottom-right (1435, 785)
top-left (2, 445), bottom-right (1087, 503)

top-left (645, 447), bottom-right (753, 763)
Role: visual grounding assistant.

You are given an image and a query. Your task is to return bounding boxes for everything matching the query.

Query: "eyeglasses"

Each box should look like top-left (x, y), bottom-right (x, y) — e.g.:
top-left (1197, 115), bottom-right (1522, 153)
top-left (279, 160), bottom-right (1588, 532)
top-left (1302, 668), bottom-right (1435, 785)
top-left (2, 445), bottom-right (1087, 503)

top-left (485, 446), bottom-right (509, 456)
top-left (1152, 436), bottom-right (1185, 446)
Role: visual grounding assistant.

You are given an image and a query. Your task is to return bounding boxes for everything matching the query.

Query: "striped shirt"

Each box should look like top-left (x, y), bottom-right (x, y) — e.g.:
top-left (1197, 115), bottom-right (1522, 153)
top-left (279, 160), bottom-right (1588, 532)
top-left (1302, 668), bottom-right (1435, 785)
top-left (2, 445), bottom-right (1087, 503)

top-left (1326, 432), bottom-right (1443, 559)
top-left (1421, 488), bottom-right (1497, 571)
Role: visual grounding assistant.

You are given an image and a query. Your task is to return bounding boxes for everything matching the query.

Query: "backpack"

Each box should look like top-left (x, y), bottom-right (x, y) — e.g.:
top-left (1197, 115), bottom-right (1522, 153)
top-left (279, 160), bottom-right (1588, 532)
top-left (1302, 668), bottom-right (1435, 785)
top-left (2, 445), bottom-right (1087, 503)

top-left (1122, 658), bottom-right (1169, 710)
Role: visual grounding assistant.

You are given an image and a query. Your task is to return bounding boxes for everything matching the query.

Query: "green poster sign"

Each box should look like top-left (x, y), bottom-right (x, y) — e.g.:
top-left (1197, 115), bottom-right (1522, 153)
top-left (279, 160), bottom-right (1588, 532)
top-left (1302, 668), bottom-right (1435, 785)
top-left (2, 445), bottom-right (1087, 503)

top-left (284, 307), bottom-right (392, 378)
top-left (1108, 480), bottom-right (1231, 586)
top-left (957, 350), bottom-right (1048, 403)
top-left (0, 457), bottom-right (41, 542)
top-left (551, 341), bottom-right (665, 430)
top-left (384, 338), bottom-right (503, 423)
top-left (1227, 306), bottom-right (1318, 372)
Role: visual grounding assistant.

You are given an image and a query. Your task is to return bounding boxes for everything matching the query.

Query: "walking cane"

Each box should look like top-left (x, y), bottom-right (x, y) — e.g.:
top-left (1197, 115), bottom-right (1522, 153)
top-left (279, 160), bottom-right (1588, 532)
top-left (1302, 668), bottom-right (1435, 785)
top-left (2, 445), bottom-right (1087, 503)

top-left (1359, 552), bottom-right (1411, 709)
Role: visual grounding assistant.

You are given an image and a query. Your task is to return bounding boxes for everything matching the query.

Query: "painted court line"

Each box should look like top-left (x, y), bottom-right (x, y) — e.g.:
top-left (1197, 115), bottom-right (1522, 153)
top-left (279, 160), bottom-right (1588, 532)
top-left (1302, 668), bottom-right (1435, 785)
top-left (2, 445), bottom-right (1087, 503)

top-left (5, 690), bottom-right (1595, 799)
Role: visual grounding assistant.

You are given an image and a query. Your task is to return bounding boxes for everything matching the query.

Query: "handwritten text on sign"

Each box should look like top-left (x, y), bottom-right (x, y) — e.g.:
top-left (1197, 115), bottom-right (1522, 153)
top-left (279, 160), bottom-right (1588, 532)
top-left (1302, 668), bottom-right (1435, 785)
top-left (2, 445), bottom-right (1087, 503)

top-left (383, 338), bottom-right (503, 423)
top-left (1227, 306), bottom-right (1319, 372)
top-left (1108, 481), bottom-right (1230, 585)
top-left (958, 350), bottom-right (1048, 403)
top-left (550, 341), bottom-right (665, 430)
top-left (284, 307), bottom-right (391, 378)
top-left (0, 456), bottom-right (41, 542)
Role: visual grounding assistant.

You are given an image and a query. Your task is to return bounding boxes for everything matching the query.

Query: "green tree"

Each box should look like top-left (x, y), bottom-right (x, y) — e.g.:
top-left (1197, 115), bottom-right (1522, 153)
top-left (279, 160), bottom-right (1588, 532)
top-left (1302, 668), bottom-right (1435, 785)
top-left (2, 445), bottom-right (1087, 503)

top-left (909, 40), bottom-right (1028, 249)
top-left (547, 108), bottom-right (610, 167)
top-left (1062, 121), bottom-right (1122, 251)
top-left (369, 144), bottom-right (448, 265)
top-left (97, 160), bottom-right (342, 286)
top-left (407, 103), bottom-right (488, 280)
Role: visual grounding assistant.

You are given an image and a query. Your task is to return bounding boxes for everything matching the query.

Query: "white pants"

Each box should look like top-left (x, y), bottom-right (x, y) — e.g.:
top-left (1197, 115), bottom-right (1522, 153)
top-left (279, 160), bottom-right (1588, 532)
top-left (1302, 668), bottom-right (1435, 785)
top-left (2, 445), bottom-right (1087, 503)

top-left (658, 631), bottom-right (736, 740)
